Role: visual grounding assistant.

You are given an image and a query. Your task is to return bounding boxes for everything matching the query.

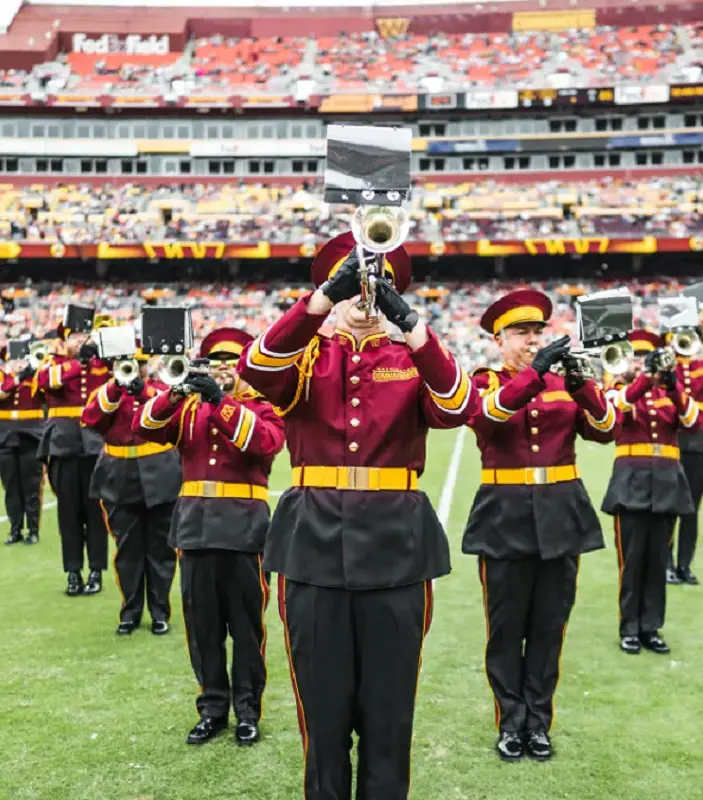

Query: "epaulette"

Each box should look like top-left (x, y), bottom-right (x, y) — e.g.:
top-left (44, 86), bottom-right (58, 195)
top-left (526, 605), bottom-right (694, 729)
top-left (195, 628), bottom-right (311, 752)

top-left (471, 367), bottom-right (500, 397)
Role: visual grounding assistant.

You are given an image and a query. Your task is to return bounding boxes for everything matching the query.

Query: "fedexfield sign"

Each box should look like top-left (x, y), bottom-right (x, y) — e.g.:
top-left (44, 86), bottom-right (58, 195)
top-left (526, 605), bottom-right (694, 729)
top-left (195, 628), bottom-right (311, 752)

top-left (71, 33), bottom-right (171, 54)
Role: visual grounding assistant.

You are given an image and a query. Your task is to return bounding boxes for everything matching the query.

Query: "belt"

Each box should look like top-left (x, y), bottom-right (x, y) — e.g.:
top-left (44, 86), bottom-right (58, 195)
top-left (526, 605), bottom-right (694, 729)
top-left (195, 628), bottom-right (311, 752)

top-left (615, 444), bottom-right (680, 460)
top-left (48, 407), bottom-right (83, 419)
top-left (292, 466), bottom-right (418, 491)
top-left (104, 442), bottom-right (173, 459)
top-left (0, 410), bottom-right (44, 420)
top-left (180, 480), bottom-right (268, 501)
top-left (481, 465), bottom-right (581, 486)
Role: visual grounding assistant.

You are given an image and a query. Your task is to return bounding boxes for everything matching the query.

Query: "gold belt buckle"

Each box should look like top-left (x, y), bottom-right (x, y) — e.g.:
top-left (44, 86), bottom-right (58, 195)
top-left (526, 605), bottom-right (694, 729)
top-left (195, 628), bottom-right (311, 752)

top-left (11, 410), bottom-right (18, 420)
top-left (347, 466), bottom-right (370, 491)
top-left (531, 467), bottom-right (548, 485)
top-left (201, 481), bottom-right (218, 498)
top-left (652, 444), bottom-right (663, 457)
top-left (127, 446), bottom-right (138, 458)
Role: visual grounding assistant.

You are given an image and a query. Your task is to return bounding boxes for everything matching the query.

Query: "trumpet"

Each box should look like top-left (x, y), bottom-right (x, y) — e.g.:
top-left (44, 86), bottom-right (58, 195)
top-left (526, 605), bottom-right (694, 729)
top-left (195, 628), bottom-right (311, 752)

top-left (600, 340), bottom-right (634, 376)
top-left (671, 327), bottom-right (701, 357)
top-left (649, 347), bottom-right (677, 375)
top-left (27, 341), bottom-right (49, 370)
top-left (113, 358), bottom-right (139, 386)
top-left (350, 206), bottom-right (410, 318)
top-left (158, 355), bottom-right (210, 394)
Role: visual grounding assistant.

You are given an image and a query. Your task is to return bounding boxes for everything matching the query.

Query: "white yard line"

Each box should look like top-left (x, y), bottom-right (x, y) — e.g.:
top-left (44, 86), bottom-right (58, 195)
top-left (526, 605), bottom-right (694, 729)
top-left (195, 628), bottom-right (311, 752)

top-left (0, 499), bottom-right (57, 524)
top-left (437, 426), bottom-right (467, 529)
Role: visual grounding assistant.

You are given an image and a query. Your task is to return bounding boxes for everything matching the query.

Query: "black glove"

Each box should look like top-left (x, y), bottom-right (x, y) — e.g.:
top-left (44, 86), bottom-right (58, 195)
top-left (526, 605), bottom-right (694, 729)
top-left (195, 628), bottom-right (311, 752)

top-left (660, 369), bottom-right (677, 391)
top-left (531, 335), bottom-right (571, 377)
top-left (18, 365), bottom-right (35, 382)
top-left (644, 352), bottom-right (656, 375)
top-left (561, 355), bottom-right (587, 393)
top-left (78, 341), bottom-right (99, 363)
top-left (126, 377), bottom-right (145, 396)
top-left (319, 249), bottom-right (363, 305)
top-left (374, 278), bottom-right (419, 333)
top-left (188, 374), bottom-right (224, 405)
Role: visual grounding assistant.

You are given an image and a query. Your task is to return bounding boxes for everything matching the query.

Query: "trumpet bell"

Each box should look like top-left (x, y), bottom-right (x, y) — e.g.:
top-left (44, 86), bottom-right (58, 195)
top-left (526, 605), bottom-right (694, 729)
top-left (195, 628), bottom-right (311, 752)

top-left (351, 206), bottom-right (410, 255)
top-left (158, 355), bottom-right (190, 387)
top-left (601, 341), bottom-right (634, 375)
top-left (28, 341), bottom-right (49, 370)
top-left (672, 329), bottom-right (701, 357)
top-left (113, 358), bottom-right (139, 386)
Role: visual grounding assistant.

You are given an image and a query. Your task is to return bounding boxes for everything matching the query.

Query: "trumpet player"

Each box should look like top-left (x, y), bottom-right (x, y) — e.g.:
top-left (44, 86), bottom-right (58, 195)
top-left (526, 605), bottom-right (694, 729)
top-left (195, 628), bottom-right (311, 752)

top-left (462, 289), bottom-right (618, 762)
top-left (35, 313), bottom-right (113, 596)
top-left (239, 232), bottom-right (476, 798)
top-left (0, 344), bottom-right (46, 546)
top-left (603, 331), bottom-right (700, 655)
top-left (133, 329), bottom-right (285, 747)
top-left (80, 346), bottom-right (181, 636)
top-left (667, 327), bottom-right (703, 585)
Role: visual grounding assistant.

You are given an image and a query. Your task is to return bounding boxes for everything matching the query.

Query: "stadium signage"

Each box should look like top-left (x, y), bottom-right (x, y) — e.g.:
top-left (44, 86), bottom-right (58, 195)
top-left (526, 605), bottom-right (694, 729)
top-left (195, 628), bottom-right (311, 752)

top-left (71, 33), bottom-right (170, 55)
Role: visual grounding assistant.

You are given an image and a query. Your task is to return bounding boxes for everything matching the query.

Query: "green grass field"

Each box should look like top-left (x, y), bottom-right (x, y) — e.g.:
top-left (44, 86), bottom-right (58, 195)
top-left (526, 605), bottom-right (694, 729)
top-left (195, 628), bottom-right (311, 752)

top-left (2, 432), bottom-right (703, 800)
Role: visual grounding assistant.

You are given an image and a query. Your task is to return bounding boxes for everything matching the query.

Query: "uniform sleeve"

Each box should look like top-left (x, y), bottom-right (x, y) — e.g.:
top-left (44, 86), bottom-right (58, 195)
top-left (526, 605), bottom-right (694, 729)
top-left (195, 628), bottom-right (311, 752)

top-left (0, 373), bottom-right (16, 399)
top-left (571, 380), bottom-right (619, 442)
top-left (670, 383), bottom-right (700, 429)
top-left (131, 389), bottom-right (188, 446)
top-left (409, 327), bottom-right (475, 428)
top-left (81, 380), bottom-right (124, 434)
top-left (210, 397), bottom-right (287, 457)
top-left (470, 366), bottom-right (544, 433)
top-left (36, 359), bottom-right (81, 392)
top-left (607, 373), bottom-right (652, 412)
top-left (239, 294), bottom-right (328, 409)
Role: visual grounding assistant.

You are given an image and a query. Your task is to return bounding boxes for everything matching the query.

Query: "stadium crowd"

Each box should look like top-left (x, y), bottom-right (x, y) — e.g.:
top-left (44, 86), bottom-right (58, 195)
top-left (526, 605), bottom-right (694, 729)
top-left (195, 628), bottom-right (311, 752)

top-left (1, 176), bottom-right (702, 245)
top-left (2, 23), bottom-right (703, 96)
top-left (0, 277), bottom-right (691, 371)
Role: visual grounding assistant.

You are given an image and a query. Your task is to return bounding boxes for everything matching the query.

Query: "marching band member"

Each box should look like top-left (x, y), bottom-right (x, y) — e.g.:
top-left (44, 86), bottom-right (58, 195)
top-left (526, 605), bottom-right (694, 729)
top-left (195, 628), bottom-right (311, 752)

top-left (462, 290), bottom-right (618, 762)
top-left (239, 233), bottom-right (477, 799)
top-left (603, 330), bottom-right (700, 655)
top-left (133, 328), bottom-right (285, 747)
top-left (35, 310), bottom-right (113, 596)
top-left (81, 346), bottom-right (181, 636)
top-left (669, 336), bottom-right (703, 585)
top-left (0, 347), bottom-right (46, 545)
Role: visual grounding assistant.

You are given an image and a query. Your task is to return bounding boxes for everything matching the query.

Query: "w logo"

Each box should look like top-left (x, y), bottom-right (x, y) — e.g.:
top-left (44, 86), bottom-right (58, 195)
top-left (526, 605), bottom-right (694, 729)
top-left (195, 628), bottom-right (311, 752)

top-left (376, 17), bottom-right (410, 37)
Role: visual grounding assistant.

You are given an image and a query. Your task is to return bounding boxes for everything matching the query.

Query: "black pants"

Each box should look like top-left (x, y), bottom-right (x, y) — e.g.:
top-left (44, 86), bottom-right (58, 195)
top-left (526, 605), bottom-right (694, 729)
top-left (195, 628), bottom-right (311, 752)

top-left (0, 436), bottom-right (44, 537)
top-left (616, 512), bottom-right (674, 637)
top-left (478, 555), bottom-right (578, 735)
top-left (49, 456), bottom-right (108, 574)
top-left (673, 451), bottom-right (703, 571)
top-left (180, 549), bottom-right (269, 723)
top-left (279, 577), bottom-right (433, 800)
top-left (102, 501), bottom-right (176, 624)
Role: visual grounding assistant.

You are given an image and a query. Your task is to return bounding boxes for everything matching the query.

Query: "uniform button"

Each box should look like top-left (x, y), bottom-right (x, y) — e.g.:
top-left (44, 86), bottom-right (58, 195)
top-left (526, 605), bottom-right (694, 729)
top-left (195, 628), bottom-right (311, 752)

top-left (531, 427), bottom-right (538, 435)
top-left (531, 444), bottom-right (540, 452)
top-left (209, 458), bottom-right (216, 465)
top-left (212, 444), bottom-right (218, 452)
top-left (651, 421), bottom-right (658, 428)
top-left (645, 392), bottom-right (652, 398)
top-left (350, 418), bottom-right (360, 428)
top-left (652, 433), bottom-right (659, 440)
top-left (646, 400), bottom-right (653, 406)
top-left (351, 354), bottom-right (361, 364)
top-left (649, 409), bottom-right (656, 416)
top-left (350, 376), bottom-right (360, 385)
top-left (211, 428), bottom-right (217, 436)
top-left (349, 442), bottom-right (359, 452)
top-left (531, 409), bottom-right (538, 418)
top-left (685, 378), bottom-right (691, 385)
top-left (351, 398), bottom-right (360, 408)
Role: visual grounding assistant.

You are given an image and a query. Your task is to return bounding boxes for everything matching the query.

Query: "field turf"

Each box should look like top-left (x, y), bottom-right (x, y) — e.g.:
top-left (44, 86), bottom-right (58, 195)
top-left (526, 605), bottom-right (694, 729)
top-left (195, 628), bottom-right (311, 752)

top-left (1, 431), bottom-right (702, 800)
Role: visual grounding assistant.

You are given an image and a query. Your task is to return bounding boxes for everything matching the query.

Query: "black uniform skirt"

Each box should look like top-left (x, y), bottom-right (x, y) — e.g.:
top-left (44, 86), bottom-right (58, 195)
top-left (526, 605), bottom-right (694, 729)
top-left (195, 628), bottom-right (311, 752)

top-left (602, 457), bottom-right (694, 516)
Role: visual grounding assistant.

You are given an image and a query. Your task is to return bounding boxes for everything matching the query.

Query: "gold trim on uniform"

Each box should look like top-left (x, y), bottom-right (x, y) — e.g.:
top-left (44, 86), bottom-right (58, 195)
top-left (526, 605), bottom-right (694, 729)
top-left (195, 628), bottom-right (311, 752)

top-left (247, 331), bottom-right (306, 371)
top-left (680, 395), bottom-right (699, 428)
top-left (482, 387), bottom-right (514, 422)
top-left (97, 383), bottom-right (120, 414)
top-left (429, 363), bottom-right (472, 414)
top-left (140, 396), bottom-right (171, 430)
top-left (584, 401), bottom-right (616, 432)
top-left (372, 366), bottom-right (419, 382)
top-left (232, 406), bottom-right (257, 451)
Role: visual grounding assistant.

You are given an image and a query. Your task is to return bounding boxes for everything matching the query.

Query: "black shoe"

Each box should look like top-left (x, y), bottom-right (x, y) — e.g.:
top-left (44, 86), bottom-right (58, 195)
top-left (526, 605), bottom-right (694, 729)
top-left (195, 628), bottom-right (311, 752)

top-left (235, 719), bottom-right (260, 746)
top-left (65, 572), bottom-right (84, 597)
top-left (677, 567), bottom-right (699, 585)
top-left (525, 730), bottom-right (553, 761)
top-left (116, 621), bottom-right (139, 636)
top-left (4, 531), bottom-right (23, 545)
top-left (151, 620), bottom-right (170, 636)
top-left (666, 568), bottom-right (682, 585)
top-left (620, 635), bottom-right (641, 654)
top-left (186, 716), bottom-right (228, 745)
top-left (83, 571), bottom-right (102, 595)
top-left (640, 632), bottom-right (670, 654)
top-left (24, 533), bottom-right (39, 545)
top-left (496, 731), bottom-right (524, 761)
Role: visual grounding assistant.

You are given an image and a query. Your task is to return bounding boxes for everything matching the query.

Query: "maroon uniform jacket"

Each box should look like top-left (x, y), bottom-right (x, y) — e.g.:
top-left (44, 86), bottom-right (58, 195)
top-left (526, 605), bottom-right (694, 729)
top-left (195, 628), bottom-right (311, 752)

top-left (132, 388), bottom-right (285, 552)
top-left (35, 355), bottom-right (110, 458)
top-left (238, 294), bottom-right (477, 590)
top-left (81, 378), bottom-right (182, 508)
top-left (463, 366), bottom-right (618, 559)
top-left (0, 370), bottom-right (45, 449)
top-left (603, 372), bottom-right (700, 515)
top-left (676, 357), bottom-right (703, 453)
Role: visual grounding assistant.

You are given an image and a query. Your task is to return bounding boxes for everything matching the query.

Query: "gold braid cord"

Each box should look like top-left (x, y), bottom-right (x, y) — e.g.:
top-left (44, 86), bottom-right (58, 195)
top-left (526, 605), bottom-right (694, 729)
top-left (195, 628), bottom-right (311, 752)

top-left (273, 337), bottom-right (321, 418)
